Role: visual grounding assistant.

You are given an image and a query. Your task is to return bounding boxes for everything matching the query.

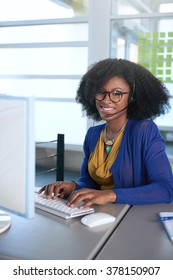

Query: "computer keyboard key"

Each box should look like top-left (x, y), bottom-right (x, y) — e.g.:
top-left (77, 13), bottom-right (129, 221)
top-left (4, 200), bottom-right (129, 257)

top-left (35, 192), bottom-right (94, 219)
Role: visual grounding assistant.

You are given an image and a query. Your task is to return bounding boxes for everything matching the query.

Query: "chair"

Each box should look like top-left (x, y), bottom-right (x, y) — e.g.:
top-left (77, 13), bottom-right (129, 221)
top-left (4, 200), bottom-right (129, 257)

top-left (36, 134), bottom-right (64, 185)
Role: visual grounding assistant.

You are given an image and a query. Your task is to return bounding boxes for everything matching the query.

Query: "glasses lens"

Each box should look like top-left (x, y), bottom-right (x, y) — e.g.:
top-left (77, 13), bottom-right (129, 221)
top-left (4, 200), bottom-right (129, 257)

top-left (95, 93), bottom-right (104, 100)
top-left (95, 89), bottom-right (104, 100)
top-left (110, 91), bottom-right (122, 102)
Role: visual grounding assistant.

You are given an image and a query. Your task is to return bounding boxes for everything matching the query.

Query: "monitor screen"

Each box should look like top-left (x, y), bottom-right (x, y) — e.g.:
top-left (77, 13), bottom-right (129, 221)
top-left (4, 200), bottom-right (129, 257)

top-left (0, 94), bottom-right (35, 224)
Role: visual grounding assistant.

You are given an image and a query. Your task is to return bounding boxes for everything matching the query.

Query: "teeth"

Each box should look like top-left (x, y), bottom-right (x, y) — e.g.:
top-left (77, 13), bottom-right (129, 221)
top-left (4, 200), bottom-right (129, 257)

top-left (102, 107), bottom-right (113, 111)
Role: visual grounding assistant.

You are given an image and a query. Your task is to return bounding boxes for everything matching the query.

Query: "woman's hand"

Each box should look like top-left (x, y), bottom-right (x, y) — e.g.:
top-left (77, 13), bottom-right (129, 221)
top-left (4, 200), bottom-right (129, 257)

top-left (38, 181), bottom-right (76, 199)
top-left (67, 188), bottom-right (116, 208)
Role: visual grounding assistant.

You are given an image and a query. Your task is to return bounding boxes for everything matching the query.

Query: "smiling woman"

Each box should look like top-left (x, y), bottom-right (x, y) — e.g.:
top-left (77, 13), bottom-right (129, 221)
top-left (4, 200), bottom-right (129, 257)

top-left (39, 58), bottom-right (173, 207)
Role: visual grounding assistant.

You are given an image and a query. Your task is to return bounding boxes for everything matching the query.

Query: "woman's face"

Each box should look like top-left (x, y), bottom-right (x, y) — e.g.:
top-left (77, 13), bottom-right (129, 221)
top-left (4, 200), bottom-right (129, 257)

top-left (95, 76), bottom-right (130, 121)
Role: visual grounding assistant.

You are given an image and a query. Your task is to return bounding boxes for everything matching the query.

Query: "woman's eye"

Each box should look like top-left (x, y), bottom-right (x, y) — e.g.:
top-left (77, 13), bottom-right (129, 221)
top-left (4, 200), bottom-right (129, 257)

top-left (113, 91), bottom-right (122, 96)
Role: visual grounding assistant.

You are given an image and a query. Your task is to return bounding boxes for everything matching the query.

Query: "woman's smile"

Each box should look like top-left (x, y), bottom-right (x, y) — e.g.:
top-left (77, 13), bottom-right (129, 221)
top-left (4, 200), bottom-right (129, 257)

top-left (100, 105), bottom-right (115, 114)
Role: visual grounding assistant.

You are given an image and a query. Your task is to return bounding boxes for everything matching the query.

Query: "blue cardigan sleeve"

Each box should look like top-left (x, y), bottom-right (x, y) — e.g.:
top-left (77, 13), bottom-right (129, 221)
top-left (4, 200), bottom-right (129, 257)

top-left (112, 120), bottom-right (173, 204)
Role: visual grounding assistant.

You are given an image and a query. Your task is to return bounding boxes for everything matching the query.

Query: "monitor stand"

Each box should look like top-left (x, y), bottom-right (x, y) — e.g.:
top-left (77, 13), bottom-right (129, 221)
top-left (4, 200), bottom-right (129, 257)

top-left (0, 210), bottom-right (11, 234)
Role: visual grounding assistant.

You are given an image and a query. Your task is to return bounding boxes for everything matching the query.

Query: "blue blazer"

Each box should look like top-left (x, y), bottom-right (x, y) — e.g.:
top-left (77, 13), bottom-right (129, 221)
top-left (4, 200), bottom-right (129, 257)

top-left (76, 119), bottom-right (173, 205)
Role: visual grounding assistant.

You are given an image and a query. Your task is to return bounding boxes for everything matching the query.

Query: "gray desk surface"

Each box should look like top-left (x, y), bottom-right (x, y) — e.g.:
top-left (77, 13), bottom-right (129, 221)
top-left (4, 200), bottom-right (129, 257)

top-left (96, 203), bottom-right (173, 260)
top-left (0, 203), bottom-right (130, 260)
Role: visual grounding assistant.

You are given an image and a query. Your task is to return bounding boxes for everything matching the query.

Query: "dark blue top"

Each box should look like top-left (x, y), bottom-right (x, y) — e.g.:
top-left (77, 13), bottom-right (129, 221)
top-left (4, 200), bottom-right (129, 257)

top-left (76, 119), bottom-right (173, 205)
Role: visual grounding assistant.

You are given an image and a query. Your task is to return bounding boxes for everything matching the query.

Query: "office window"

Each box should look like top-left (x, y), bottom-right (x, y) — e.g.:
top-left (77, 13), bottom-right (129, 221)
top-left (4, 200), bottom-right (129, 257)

top-left (0, 0), bottom-right (89, 144)
top-left (111, 0), bottom-right (164, 15)
top-left (138, 29), bottom-right (173, 83)
top-left (160, 2), bottom-right (173, 13)
top-left (0, 0), bottom-right (88, 21)
top-left (111, 17), bottom-right (173, 82)
top-left (0, 24), bottom-right (88, 44)
top-left (110, 0), bottom-right (173, 131)
top-left (0, 79), bottom-right (80, 98)
top-left (0, 48), bottom-right (88, 76)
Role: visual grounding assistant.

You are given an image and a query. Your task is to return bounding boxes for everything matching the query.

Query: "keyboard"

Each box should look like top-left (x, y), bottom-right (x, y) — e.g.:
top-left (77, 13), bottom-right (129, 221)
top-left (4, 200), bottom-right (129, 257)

top-left (35, 192), bottom-right (95, 219)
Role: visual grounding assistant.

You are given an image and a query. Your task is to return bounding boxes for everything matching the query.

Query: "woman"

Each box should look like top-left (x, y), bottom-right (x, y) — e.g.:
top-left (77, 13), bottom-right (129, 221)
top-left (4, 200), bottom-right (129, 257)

top-left (39, 58), bottom-right (173, 207)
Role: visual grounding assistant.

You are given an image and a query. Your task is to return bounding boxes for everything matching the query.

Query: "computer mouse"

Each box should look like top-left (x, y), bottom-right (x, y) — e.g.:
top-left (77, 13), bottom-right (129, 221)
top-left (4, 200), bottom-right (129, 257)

top-left (81, 212), bottom-right (116, 228)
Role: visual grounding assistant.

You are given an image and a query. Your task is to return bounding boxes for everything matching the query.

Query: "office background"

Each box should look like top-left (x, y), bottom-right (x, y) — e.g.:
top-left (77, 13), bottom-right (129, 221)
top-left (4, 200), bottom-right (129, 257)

top-left (0, 0), bottom-right (173, 172)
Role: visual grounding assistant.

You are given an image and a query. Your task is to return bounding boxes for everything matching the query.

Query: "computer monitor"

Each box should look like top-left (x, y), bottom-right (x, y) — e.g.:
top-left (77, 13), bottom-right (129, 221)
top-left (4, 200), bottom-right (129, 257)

top-left (0, 94), bottom-right (35, 233)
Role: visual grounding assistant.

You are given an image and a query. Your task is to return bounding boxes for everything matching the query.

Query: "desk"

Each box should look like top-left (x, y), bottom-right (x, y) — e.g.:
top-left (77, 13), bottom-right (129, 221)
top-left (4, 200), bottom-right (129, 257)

top-left (96, 204), bottom-right (173, 260)
top-left (0, 204), bottom-right (130, 260)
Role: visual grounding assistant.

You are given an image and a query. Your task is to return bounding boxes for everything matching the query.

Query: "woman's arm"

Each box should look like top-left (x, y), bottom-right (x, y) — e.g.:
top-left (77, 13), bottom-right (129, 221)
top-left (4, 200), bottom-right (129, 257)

top-left (114, 121), bottom-right (173, 205)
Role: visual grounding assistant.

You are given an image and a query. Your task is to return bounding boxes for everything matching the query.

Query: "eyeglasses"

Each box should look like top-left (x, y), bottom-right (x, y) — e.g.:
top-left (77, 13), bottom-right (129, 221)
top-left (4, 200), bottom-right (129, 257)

top-left (95, 88), bottom-right (129, 103)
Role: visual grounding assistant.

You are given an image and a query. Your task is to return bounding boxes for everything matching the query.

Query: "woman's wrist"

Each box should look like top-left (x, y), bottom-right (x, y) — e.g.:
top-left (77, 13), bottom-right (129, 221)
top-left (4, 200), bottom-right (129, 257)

top-left (71, 180), bottom-right (77, 190)
top-left (107, 190), bottom-right (116, 203)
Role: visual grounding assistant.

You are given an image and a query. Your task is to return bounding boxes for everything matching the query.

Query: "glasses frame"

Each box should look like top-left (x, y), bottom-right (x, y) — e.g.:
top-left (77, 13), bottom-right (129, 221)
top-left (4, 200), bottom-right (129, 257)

top-left (95, 88), bottom-right (129, 103)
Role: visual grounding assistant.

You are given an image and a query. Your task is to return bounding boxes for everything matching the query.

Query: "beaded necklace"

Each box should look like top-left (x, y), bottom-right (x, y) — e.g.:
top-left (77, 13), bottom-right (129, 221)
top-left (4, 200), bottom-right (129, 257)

top-left (103, 123), bottom-right (126, 155)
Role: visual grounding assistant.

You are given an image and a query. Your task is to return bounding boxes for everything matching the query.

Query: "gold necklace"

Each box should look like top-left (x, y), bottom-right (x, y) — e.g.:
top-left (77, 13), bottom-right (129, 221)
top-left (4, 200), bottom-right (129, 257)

top-left (104, 124), bottom-right (126, 154)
